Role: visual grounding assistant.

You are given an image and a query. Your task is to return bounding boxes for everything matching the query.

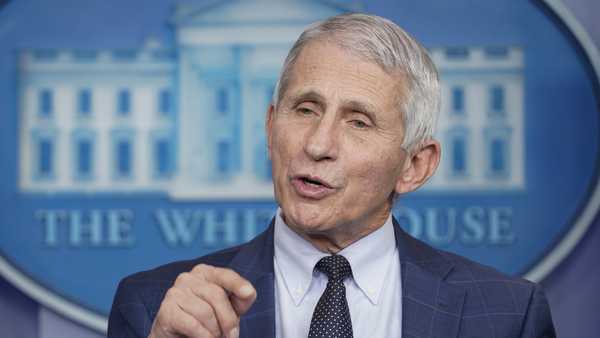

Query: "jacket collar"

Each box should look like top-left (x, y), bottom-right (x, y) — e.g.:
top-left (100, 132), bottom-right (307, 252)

top-left (393, 218), bottom-right (466, 338)
top-left (227, 218), bottom-right (276, 338)
top-left (227, 217), bottom-right (465, 338)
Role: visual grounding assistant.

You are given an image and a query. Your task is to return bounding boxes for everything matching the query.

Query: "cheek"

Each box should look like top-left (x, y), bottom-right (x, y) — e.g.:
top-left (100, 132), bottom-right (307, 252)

top-left (352, 153), bottom-right (401, 196)
top-left (272, 119), bottom-right (308, 157)
top-left (270, 127), bottom-right (297, 174)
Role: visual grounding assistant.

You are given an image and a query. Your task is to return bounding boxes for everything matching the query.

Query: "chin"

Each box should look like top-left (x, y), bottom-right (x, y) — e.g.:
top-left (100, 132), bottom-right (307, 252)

top-left (283, 202), bottom-right (336, 232)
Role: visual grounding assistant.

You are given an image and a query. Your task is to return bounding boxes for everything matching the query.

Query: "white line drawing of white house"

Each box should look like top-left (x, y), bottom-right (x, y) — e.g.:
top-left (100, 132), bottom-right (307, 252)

top-left (428, 46), bottom-right (525, 191)
top-left (17, 0), bottom-right (524, 199)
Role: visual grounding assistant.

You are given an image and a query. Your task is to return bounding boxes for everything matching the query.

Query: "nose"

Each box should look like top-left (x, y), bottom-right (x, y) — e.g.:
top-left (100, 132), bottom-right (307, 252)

top-left (303, 115), bottom-right (339, 161)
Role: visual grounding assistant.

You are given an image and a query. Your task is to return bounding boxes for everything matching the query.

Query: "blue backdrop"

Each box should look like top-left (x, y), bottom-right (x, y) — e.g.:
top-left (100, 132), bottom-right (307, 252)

top-left (0, 0), bottom-right (599, 337)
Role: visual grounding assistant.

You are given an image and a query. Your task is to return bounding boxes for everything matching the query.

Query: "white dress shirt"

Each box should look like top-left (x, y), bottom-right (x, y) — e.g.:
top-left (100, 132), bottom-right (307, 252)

top-left (273, 209), bottom-right (402, 338)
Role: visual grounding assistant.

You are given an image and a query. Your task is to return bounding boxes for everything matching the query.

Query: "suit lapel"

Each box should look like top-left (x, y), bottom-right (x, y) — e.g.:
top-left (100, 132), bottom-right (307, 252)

top-left (228, 220), bottom-right (276, 338)
top-left (394, 219), bottom-right (465, 338)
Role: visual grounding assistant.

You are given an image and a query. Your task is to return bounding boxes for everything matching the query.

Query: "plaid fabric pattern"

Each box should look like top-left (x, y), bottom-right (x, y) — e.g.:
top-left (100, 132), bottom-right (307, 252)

top-left (108, 218), bottom-right (556, 338)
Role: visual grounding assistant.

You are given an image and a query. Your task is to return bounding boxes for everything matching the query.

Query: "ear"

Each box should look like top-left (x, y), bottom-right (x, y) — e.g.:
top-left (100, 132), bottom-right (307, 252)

top-left (394, 139), bottom-right (441, 195)
top-left (265, 104), bottom-right (275, 159)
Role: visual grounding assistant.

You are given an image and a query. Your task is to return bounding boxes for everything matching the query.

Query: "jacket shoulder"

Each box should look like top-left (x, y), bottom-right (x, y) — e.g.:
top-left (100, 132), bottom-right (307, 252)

top-left (435, 248), bottom-right (555, 337)
top-left (440, 248), bottom-right (530, 284)
top-left (436, 247), bottom-right (540, 310)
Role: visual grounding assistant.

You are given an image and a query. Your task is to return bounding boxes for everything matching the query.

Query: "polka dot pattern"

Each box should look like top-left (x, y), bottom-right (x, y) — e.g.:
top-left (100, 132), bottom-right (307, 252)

top-left (308, 255), bottom-right (354, 338)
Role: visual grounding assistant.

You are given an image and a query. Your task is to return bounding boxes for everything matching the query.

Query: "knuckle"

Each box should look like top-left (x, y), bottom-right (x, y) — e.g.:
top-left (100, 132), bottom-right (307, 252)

top-left (192, 263), bottom-right (206, 272)
top-left (197, 283), bottom-right (227, 305)
top-left (216, 267), bottom-right (234, 279)
top-left (222, 316), bottom-right (240, 332)
top-left (196, 301), bottom-right (214, 320)
top-left (175, 271), bottom-right (191, 285)
top-left (164, 287), bottom-right (182, 301)
top-left (192, 263), bottom-right (215, 278)
top-left (198, 306), bottom-right (221, 337)
top-left (180, 317), bottom-right (199, 335)
top-left (207, 282), bottom-right (228, 298)
top-left (221, 268), bottom-right (239, 279)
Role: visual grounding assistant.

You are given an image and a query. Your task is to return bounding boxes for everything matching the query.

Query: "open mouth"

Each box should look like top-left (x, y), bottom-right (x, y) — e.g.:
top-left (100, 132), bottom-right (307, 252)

top-left (301, 177), bottom-right (324, 187)
top-left (298, 176), bottom-right (332, 188)
top-left (291, 175), bottom-right (336, 199)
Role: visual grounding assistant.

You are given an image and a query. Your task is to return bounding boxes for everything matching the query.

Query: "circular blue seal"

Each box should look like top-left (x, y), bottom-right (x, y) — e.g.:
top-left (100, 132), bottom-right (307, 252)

top-left (0, 0), bottom-right (598, 332)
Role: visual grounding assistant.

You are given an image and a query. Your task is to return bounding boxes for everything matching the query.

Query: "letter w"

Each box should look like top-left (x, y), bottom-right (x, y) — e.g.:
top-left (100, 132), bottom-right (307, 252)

top-left (155, 209), bottom-right (199, 247)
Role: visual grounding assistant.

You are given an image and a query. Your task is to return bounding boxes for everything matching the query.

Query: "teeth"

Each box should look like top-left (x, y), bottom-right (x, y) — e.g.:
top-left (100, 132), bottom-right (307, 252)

top-left (303, 178), bottom-right (322, 186)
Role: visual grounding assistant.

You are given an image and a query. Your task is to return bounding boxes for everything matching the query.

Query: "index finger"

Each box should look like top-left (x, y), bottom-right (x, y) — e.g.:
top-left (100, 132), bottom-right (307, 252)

top-left (193, 265), bottom-right (256, 304)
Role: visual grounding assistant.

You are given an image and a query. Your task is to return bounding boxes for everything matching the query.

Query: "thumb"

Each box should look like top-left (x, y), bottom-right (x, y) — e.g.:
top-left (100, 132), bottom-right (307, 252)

top-left (230, 284), bottom-right (257, 315)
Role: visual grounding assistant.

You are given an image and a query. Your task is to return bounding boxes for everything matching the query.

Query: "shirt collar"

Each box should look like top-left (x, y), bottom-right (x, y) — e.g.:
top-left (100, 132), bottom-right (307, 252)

top-left (273, 209), bottom-right (397, 306)
top-left (274, 209), bottom-right (326, 306)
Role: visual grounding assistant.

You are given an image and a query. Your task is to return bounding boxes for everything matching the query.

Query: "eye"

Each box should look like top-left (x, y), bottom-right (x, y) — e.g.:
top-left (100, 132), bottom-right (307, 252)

top-left (295, 102), bottom-right (319, 117)
top-left (346, 110), bottom-right (374, 129)
top-left (297, 107), bottom-right (314, 115)
top-left (349, 119), bottom-right (371, 129)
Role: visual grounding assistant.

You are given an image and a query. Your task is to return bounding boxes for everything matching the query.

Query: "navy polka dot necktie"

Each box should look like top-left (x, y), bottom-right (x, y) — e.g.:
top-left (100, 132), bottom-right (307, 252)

top-left (308, 255), bottom-right (354, 338)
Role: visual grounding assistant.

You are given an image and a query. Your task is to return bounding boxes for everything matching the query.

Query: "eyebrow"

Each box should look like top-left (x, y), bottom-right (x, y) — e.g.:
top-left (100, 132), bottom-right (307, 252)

top-left (342, 100), bottom-right (379, 121)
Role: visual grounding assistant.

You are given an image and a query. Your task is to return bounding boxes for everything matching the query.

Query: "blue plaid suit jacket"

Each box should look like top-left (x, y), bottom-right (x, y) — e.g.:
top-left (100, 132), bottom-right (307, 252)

top-left (108, 218), bottom-right (556, 338)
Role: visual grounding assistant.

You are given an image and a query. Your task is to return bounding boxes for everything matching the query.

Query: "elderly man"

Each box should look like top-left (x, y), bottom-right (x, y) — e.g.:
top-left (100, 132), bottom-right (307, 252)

top-left (108, 13), bottom-right (556, 338)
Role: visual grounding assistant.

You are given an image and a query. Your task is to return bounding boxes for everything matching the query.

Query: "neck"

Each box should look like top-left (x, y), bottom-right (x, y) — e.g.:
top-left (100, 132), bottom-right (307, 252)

top-left (283, 210), bottom-right (391, 254)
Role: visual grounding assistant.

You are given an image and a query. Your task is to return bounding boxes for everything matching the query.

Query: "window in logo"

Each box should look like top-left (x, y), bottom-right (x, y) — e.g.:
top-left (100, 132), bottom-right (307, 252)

top-left (152, 49), bottom-right (176, 61)
top-left (158, 89), bottom-right (171, 116)
top-left (117, 89), bottom-right (131, 116)
top-left (484, 127), bottom-right (512, 178)
top-left (447, 128), bottom-right (469, 178)
top-left (451, 86), bottom-right (465, 115)
top-left (32, 49), bottom-right (58, 61)
top-left (39, 89), bottom-right (53, 118)
top-left (78, 89), bottom-right (92, 117)
top-left (32, 129), bottom-right (56, 180)
top-left (217, 141), bottom-right (231, 176)
top-left (491, 139), bottom-right (506, 173)
top-left (216, 87), bottom-right (229, 115)
top-left (113, 50), bottom-right (138, 61)
top-left (484, 46), bottom-right (509, 59)
top-left (445, 47), bottom-right (469, 60)
top-left (73, 50), bottom-right (98, 62)
top-left (489, 85), bottom-right (505, 116)
top-left (153, 133), bottom-right (173, 179)
top-left (72, 130), bottom-right (95, 180)
top-left (39, 139), bottom-right (53, 177)
top-left (112, 130), bottom-right (134, 179)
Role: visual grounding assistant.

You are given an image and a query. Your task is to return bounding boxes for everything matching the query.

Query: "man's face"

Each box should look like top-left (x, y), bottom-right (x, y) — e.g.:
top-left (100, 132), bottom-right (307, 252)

top-left (267, 40), bottom-right (413, 239)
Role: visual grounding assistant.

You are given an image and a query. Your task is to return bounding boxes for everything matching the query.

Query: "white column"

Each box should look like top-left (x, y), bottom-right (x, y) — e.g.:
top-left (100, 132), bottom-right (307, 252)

top-left (56, 86), bottom-right (73, 188)
top-left (95, 86), bottom-right (113, 189)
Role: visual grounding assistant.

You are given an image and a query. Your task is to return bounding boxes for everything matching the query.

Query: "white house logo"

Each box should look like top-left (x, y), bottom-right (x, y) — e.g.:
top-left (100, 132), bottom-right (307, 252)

top-left (18, 44), bottom-right (524, 196)
top-left (0, 0), bottom-right (598, 333)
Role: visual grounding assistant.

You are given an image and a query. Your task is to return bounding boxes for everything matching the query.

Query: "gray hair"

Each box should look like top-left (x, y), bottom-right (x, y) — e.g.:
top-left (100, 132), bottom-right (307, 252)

top-left (272, 13), bottom-right (440, 153)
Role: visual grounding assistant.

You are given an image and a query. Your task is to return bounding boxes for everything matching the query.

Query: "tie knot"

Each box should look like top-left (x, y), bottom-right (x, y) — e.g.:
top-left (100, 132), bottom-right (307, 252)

top-left (315, 255), bottom-right (352, 282)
